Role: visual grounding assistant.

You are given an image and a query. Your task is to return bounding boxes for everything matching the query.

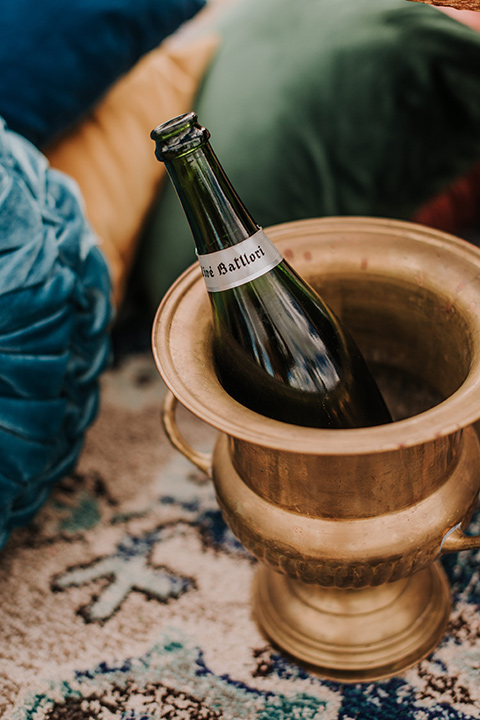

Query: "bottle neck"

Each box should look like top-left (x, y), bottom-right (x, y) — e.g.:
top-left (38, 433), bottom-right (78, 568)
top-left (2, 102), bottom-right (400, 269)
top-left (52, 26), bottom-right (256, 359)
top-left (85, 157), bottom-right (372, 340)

top-left (163, 142), bottom-right (259, 255)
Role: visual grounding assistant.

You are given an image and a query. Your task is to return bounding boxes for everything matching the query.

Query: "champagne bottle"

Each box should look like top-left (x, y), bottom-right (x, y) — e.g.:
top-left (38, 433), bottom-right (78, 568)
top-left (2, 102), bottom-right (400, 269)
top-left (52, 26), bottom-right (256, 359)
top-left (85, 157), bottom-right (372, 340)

top-left (151, 113), bottom-right (392, 429)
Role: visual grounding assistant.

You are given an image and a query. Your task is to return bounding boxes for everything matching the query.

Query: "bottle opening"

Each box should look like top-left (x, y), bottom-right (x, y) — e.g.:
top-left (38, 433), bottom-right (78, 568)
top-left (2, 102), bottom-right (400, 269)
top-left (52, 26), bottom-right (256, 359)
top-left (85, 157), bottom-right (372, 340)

top-left (151, 112), bottom-right (210, 160)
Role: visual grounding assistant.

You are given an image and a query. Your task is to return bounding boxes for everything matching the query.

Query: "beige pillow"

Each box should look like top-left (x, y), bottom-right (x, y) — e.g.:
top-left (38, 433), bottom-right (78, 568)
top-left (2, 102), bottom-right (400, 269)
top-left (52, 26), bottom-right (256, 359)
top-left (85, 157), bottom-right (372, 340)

top-left (45, 33), bottom-right (220, 306)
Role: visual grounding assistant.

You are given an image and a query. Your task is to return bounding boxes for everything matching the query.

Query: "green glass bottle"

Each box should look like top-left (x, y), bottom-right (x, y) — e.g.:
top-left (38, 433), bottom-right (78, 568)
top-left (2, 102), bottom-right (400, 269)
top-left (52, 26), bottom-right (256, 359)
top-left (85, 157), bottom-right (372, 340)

top-left (151, 113), bottom-right (392, 428)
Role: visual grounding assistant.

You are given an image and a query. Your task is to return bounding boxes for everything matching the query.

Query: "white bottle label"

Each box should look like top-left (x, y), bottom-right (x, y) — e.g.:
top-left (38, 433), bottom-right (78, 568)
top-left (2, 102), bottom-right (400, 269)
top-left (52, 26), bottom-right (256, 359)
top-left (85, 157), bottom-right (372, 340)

top-left (197, 229), bottom-right (283, 292)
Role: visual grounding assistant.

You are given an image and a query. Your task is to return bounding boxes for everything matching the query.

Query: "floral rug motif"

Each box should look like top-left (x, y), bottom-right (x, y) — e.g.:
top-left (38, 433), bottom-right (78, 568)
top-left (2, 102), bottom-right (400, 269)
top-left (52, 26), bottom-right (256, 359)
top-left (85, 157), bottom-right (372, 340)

top-left (1, 353), bottom-right (480, 719)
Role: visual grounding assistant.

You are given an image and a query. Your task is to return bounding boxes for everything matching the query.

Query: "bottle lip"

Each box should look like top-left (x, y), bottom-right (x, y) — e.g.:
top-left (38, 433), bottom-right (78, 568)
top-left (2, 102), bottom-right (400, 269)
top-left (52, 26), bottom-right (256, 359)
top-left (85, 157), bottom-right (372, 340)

top-left (151, 112), bottom-right (211, 161)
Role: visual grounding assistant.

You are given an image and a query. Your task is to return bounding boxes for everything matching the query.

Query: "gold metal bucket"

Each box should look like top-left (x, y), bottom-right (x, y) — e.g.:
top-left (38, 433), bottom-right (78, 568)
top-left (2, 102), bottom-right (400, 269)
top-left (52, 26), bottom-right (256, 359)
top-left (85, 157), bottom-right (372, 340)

top-left (152, 217), bottom-right (480, 682)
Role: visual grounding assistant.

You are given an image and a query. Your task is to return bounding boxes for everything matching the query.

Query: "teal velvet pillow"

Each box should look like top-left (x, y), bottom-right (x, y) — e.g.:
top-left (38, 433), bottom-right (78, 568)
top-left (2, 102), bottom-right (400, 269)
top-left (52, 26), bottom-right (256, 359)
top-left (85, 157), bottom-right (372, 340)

top-left (0, 118), bottom-right (112, 548)
top-left (141, 0), bottom-right (480, 307)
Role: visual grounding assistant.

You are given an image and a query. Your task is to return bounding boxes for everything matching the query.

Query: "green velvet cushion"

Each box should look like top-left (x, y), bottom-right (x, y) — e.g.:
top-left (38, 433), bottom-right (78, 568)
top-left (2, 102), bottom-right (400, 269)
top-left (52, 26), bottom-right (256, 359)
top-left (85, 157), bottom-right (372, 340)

top-left (141, 0), bottom-right (480, 306)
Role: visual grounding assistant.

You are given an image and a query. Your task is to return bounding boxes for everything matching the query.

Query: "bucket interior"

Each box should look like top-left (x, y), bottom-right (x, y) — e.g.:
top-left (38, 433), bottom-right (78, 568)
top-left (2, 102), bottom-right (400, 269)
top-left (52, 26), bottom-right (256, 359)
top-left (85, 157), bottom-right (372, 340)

top-left (309, 271), bottom-right (472, 422)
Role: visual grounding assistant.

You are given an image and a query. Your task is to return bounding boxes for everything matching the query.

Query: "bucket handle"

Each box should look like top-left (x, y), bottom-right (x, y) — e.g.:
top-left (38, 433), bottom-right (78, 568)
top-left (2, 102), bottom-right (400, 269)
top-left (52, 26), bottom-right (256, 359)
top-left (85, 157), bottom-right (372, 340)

top-left (162, 391), bottom-right (212, 477)
top-left (440, 522), bottom-right (480, 554)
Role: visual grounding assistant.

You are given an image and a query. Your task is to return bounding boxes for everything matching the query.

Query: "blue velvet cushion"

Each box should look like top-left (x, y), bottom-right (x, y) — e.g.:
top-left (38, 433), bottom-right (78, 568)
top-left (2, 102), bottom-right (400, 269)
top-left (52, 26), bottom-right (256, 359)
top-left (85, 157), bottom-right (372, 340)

top-left (0, 0), bottom-right (206, 147)
top-left (0, 118), bottom-right (112, 548)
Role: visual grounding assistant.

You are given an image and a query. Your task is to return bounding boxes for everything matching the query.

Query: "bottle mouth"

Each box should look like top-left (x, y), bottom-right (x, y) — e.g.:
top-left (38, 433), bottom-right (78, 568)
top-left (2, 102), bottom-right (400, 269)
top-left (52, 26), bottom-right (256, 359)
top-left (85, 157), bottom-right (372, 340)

top-left (151, 112), bottom-right (210, 160)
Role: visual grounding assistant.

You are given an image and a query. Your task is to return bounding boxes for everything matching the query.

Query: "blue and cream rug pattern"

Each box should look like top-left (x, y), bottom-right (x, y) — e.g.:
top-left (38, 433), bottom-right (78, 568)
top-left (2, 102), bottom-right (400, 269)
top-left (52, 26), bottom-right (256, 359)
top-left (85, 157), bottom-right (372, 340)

top-left (1, 353), bottom-right (480, 719)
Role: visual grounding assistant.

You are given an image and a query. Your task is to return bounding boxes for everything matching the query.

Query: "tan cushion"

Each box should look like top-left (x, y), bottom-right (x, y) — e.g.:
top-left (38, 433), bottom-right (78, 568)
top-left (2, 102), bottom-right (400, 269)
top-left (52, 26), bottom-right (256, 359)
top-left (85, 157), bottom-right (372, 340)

top-left (45, 32), bottom-right (220, 306)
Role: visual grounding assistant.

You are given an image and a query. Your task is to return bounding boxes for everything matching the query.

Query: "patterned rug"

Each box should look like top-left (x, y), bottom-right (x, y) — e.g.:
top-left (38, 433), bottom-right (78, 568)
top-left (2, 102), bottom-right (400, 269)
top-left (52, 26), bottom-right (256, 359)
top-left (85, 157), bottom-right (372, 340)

top-left (1, 351), bottom-right (480, 720)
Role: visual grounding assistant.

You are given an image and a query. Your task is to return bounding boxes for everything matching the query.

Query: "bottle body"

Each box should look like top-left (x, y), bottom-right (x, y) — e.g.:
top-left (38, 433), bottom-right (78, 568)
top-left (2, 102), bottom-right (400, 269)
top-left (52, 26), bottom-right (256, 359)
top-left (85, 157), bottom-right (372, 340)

top-left (208, 240), bottom-right (390, 428)
top-left (151, 113), bottom-right (392, 429)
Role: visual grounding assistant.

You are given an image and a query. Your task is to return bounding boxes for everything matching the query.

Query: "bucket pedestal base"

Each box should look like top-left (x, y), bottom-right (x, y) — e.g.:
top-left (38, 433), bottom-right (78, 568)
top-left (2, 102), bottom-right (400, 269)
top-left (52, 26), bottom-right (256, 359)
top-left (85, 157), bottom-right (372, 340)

top-left (253, 561), bottom-right (451, 682)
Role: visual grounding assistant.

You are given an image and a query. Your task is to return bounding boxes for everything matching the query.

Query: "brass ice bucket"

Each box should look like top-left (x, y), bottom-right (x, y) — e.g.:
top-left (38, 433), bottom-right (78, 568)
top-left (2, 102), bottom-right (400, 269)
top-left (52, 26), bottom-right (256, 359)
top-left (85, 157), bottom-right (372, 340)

top-left (152, 217), bottom-right (480, 682)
